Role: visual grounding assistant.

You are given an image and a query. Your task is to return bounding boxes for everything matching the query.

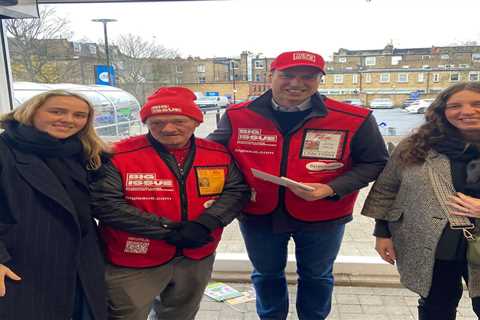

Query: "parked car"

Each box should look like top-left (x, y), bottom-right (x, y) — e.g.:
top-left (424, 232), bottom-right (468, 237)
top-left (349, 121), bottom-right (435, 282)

top-left (369, 98), bottom-right (394, 109)
top-left (195, 95), bottom-right (229, 108)
top-left (342, 98), bottom-right (363, 106)
top-left (405, 98), bottom-right (434, 114)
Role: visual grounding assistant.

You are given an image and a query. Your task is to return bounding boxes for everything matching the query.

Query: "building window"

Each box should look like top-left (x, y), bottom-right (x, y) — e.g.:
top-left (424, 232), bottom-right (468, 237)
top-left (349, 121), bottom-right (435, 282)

top-left (432, 73), bottom-right (440, 82)
top-left (421, 55), bottom-right (431, 60)
top-left (379, 73), bottom-right (390, 83)
top-left (254, 60), bottom-right (265, 69)
top-left (230, 61), bottom-right (239, 69)
top-left (176, 77), bottom-right (182, 84)
top-left (176, 65), bottom-right (183, 73)
top-left (469, 72), bottom-right (479, 81)
top-left (73, 42), bottom-right (81, 54)
top-left (440, 54), bottom-right (450, 60)
top-left (472, 53), bottom-right (480, 62)
top-left (365, 73), bottom-right (372, 83)
top-left (365, 56), bottom-right (376, 66)
top-left (417, 73), bottom-right (425, 83)
top-left (338, 57), bottom-right (347, 63)
top-left (333, 74), bottom-right (344, 84)
top-left (198, 76), bottom-right (206, 83)
top-left (397, 73), bottom-right (408, 83)
top-left (352, 74), bottom-right (358, 84)
top-left (391, 56), bottom-right (402, 65)
top-left (197, 64), bottom-right (206, 73)
top-left (255, 74), bottom-right (261, 81)
top-left (88, 44), bottom-right (96, 55)
top-left (450, 72), bottom-right (460, 82)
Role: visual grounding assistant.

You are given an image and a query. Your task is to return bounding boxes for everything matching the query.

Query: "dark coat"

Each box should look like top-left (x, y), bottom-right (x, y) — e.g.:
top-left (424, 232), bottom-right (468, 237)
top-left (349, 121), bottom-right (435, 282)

top-left (0, 135), bottom-right (107, 320)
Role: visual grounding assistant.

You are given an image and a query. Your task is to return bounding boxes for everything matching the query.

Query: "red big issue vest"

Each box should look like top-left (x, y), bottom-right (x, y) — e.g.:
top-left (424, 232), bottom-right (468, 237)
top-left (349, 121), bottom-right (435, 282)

top-left (100, 135), bottom-right (230, 268)
top-left (227, 98), bottom-right (370, 222)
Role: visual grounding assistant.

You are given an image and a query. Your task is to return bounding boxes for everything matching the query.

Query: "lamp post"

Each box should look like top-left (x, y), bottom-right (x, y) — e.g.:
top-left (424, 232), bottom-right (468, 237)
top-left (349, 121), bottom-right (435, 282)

top-left (92, 18), bottom-right (117, 86)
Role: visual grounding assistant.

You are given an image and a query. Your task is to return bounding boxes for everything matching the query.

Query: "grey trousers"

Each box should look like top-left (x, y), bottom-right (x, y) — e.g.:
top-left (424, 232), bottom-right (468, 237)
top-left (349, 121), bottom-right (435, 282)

top-left (106, 254), bottom-right (215, 320)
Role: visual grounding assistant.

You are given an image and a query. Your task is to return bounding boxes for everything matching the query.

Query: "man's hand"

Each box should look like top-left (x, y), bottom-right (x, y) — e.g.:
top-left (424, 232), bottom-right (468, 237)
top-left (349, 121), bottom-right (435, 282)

top-left (0, 264), bottom-right (21, 297)
top-left (165, 221), bottom-right (213, 249)
top-left (448, 193), bottom-right (480, 218)
top-left (288, 183), bottom-right (335, 201)
top-left (375, 237), bottom-right (396, 265)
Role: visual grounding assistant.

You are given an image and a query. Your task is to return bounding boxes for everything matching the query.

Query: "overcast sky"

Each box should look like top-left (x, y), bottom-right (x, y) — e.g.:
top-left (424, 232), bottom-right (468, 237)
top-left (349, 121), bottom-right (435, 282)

top-left (52, 0), bottom-right (480, 60)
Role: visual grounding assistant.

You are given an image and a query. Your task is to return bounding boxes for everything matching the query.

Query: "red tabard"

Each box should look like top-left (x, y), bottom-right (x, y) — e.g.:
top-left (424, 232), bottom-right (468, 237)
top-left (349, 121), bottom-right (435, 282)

top-left (100, 135), bottom-right (231, 267)
top-left (227, 98), bottom-right (370, 222)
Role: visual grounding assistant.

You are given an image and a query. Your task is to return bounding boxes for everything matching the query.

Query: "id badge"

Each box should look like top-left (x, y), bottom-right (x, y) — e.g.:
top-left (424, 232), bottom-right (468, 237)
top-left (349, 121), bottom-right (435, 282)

top-left (196, 167), bottom-right (227, 196)
top-left (301, 129), bottom-right (347, 160)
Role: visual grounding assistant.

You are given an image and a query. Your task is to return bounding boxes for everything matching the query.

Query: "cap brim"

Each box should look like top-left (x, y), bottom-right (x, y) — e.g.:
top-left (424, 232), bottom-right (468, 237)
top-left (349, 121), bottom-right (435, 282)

top-left (275, 63), bottom-right (325, 74)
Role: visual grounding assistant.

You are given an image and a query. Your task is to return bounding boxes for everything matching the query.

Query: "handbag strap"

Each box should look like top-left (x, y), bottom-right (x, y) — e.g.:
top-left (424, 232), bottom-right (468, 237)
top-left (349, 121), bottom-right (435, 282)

top-left (428, 165), bottom-right (475, 239)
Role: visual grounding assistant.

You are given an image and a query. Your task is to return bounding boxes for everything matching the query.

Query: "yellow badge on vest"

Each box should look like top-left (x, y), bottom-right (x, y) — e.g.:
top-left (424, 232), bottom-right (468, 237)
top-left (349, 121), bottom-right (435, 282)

top-left (196, 167), bottom-right (226, 196)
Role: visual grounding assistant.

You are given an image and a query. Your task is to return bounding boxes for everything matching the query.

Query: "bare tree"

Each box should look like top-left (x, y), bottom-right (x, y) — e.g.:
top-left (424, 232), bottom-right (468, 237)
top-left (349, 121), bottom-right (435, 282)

top-left (113, 33), bottom-right (179, 101)
top-left (5, 6), bottom-right (78, 83)
top-left (114, 33), bottom-right (179, 83)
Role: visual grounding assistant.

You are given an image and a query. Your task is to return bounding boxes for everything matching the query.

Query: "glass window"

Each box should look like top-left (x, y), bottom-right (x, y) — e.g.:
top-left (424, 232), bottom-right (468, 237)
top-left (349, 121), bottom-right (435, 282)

top-left (379, 73), bottom-right (390, 83)
top-left (333, 74), bottom-right (343, 84)
top-left (397, 73), bottom-right (408, 83)
top-left (450, 72), bottom-right (460, 81)
top-left (469, 72), bottom-right (479, 81)
top-left (365, 57), bottom-right (376, 66)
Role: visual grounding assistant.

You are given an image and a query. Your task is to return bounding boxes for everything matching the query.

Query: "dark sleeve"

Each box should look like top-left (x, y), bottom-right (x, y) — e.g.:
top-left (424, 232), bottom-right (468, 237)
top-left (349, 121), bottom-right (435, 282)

top-left (0, 160), bottom-right (14, 264)
top-left (90, 162), bottom-right (180, 240)
top-left (0, 196), bottom-right (13, 264)
top-left (327, 113), bottom-right (389, 197)
top-left (206, 112), bottom-right (233, 147)
top-left (195, 161), bottom-right (251, 231)
top-left (373, 219), bottom-right (391, 238)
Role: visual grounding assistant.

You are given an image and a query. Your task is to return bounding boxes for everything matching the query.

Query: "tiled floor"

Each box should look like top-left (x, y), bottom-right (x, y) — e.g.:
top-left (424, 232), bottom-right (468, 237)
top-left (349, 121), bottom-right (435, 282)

top-left (198, 283), bottom-right (478, 320)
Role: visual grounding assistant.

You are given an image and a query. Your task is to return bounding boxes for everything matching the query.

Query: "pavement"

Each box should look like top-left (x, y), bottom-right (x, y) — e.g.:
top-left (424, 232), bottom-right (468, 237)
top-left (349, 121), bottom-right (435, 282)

top-left (198, 283), bottom-right (477, 320)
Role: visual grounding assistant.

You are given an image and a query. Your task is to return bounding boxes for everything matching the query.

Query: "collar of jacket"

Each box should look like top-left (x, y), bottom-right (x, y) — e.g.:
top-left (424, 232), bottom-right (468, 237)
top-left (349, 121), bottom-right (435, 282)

top-left (246, 89), bottom-right (328, 121)
top-left (147, 133), bottom-right (196, 179)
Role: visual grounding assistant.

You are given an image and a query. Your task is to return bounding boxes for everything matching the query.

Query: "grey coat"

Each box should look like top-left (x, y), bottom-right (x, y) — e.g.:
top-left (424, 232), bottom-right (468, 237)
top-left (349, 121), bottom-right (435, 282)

top-left (361, 144), bottom-right (480, 298)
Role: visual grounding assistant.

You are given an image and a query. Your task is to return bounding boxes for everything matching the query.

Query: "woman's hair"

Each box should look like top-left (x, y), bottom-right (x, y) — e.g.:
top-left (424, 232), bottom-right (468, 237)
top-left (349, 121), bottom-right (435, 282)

top-left (399, 82), bottom-right (480, 165)
top-left (0, 89), bottom-right (108, 169)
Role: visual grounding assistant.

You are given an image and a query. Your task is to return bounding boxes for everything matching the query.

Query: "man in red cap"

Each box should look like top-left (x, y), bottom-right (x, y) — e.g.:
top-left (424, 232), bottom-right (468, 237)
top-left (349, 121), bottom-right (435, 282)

top-left (208, 50), bottom-right (389, 320)
top-left (90, 86), bottom-right (250, 320)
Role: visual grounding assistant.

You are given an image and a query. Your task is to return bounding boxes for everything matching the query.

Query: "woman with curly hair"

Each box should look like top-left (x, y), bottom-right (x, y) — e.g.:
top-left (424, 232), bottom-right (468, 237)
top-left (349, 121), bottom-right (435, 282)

top-left (0, 90), bottom-right (108, 320)
top-left (362, 82), bottom-right (480, 320)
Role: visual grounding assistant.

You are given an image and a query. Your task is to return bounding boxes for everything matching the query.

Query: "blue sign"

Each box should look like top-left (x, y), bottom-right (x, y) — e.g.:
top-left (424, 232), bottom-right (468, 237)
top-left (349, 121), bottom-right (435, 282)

top-left (95, 65), bottom-right (116, 86)
top-left (409, 90), bottom-right (422, 100)
top-left (205, 91), bottom-right (219, 96)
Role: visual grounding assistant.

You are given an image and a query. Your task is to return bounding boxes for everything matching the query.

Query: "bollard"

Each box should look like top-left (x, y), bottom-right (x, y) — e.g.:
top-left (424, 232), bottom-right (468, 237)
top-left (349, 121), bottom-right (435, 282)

top-left (215, 109), bottom-right (220, 125)
top-left (387, 127), bottom-right (397, 136)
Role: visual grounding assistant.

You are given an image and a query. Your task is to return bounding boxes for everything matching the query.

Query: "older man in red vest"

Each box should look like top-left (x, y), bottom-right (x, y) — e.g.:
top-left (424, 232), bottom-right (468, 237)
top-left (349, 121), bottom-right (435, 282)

top-left (91, 87), bottom-right (249, 320)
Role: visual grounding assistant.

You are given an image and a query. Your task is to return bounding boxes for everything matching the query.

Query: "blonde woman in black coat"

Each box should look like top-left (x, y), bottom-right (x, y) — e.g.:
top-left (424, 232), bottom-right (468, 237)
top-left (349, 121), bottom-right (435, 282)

top-left (0, 90), bottom-right (108, 320)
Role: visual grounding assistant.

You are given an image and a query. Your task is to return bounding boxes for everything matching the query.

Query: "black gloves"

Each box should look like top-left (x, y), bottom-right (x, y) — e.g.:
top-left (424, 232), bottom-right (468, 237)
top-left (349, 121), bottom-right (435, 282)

top-left (165, 221), bottom-right (214, 249)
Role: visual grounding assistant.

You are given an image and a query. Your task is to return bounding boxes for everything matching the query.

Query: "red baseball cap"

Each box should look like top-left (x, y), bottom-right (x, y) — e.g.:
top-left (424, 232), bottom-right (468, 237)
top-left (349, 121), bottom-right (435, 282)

top-left (140, 87), bottom-right (203, 123)
top-left (270, 51), bottom-right (325, 74)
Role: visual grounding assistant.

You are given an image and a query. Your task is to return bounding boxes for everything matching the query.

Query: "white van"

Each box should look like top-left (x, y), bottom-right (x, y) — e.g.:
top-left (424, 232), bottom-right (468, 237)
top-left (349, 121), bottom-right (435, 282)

top-left (195, 95), bottom-right (229, 108)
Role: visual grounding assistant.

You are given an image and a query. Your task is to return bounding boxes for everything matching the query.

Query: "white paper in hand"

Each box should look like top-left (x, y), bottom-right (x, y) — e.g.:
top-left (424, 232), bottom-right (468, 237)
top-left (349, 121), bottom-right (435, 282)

top-left (251, 168), bottom-right (315, 191)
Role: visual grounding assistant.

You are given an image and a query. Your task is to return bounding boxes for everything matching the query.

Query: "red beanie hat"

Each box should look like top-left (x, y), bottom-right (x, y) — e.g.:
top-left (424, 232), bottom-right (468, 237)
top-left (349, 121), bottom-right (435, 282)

top-left (140, 87), bottom-right (203, 123)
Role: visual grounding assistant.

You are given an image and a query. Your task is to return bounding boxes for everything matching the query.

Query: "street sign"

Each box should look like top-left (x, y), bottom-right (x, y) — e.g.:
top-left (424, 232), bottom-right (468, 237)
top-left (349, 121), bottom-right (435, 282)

top-left (205, 91), bottom-right (219, 96)
top-left (95, 65), bottom-right (116, 86)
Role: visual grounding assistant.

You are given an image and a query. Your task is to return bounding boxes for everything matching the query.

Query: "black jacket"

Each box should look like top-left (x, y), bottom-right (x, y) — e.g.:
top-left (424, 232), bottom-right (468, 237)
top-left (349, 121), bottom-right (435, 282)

top-left (0, 135), bottom-right (107, 320)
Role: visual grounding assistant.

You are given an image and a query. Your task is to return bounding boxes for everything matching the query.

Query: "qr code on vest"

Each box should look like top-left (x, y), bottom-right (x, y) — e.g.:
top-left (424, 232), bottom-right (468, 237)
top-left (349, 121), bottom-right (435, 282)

top-left (124, 238), bottom-right (149, 254)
